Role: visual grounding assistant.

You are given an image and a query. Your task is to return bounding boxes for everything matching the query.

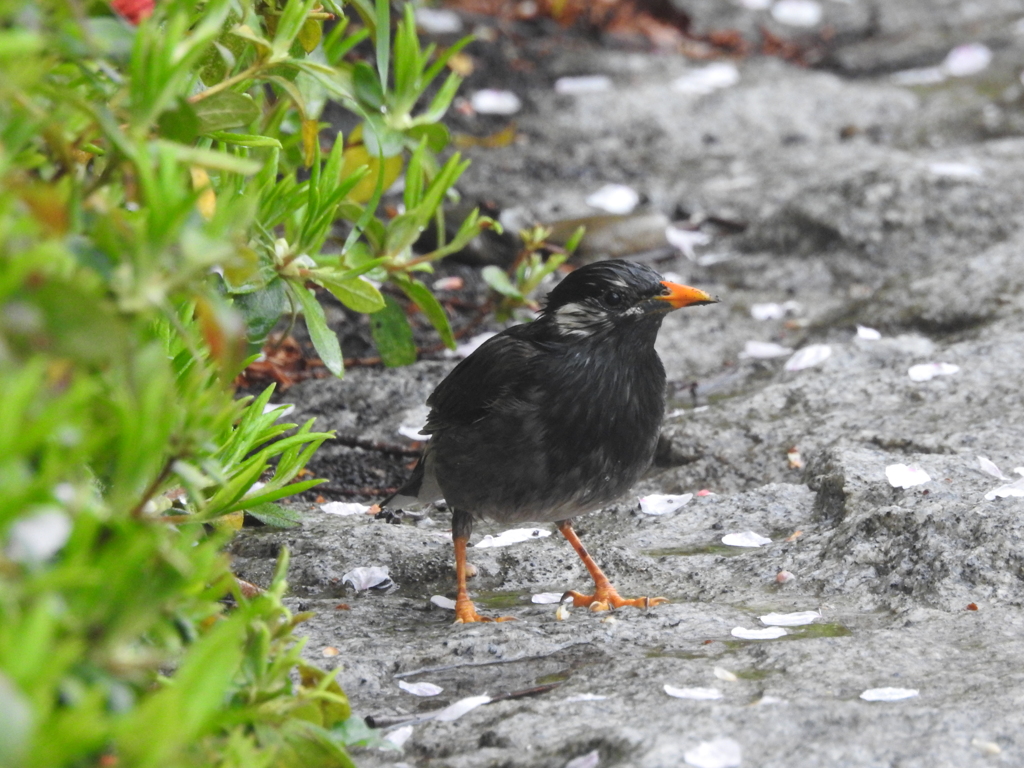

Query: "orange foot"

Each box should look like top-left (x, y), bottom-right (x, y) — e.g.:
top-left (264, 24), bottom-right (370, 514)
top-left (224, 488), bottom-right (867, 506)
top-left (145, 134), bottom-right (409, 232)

top-left (562, 586), bottom-right (669, 613)
top-left (454, 597), bottom-right (516, 624)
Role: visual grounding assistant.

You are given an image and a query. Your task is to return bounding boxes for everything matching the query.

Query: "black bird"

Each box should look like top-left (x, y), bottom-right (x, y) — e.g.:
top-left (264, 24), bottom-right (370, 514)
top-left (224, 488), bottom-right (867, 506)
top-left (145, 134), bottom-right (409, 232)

top-left (384, 259), bottom-right (718, 623)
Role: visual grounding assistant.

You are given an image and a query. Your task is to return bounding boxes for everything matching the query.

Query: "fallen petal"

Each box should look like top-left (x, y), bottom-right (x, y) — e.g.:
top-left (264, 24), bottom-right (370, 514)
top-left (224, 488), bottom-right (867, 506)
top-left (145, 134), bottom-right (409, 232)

top-left (684, 737), bottom-right (742, 768)
top-left (665, 685), bottom-right (723, 700)
top-left (908, 362), bottom-right (960, 382)
top-left (732, 626), bottom-right (788, 640)
top-left (886, 464), bottom-right (931, 489)
top-left (671, 63), bottom-right (740, 95)
top-left (856, 325), bottom-right (882, 340)
top-left (740, 340), bottom-right (791, 359)
top-left (776, 570), bottom-right (796, 584)
top-left (262, 402), bottom-right (296, 419)
top-left (928, 162), bottom-right (982, 179)
top-left (342, 566), bottom-right (392, 591)
top-left (565, 749), bottom-right (601, 768)
top-left (585, 184), bottom-right (640, 215)
top-left (785, 344), bottom-right (832, 371)
top-left (639, 493), bottom-right (693, 515)
top-left (6, 509), bottom-right (73, 563)
top-left (555, 75), bottom-right (612, 95)
top-left (943, 43), bottom-right (992, 77)
top-left (432, 275), bottom-right (464, 291)
top-left (860, 687), bottom-right (919, 702)
top-left (665, 226), bottom-right (712, 259)
top-left (984, 477), bottom-right (1024, 501)
top-left (722, 531), bottom-right (771, 548)
top-left (714, 667), bottom-right (738, 682)
top-left (892, 67), bottom-right (947, 86)
top-left (414, 7), bottom-right (463, 34)
top-left (475, 528), bottom-right (552, 548)
top-left (398, 680), bottom-right (443, 697)
top-left (321, 501), bottom-right (370, 516)
top-left (445, 331), bottom-right (498, 359)
top-left (977, 456), bottom-right (1009, 481)
top-left (433, 694), bottom-right (492, 722)
top-left (563, 693), bottom-right (609, 702)
top-left (771, 0), bottom-right (822, 27)
top-left (532, 592), bottom-right (564, 604)
top-left (759, 610), bottom-right (821, 627)
top-left (384, 724), bottom-right (414, 749)
top-left (750, 302), bottom-right (785, 320)
top-left (470, 89), bottom-right (521, 115)
top-left (431, 595), bottom-right (456, 610)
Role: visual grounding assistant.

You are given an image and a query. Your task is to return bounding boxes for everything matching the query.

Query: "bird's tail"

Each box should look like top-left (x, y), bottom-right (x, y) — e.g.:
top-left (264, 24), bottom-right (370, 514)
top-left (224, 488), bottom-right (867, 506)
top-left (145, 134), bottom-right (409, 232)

top-left (380, 450), bottom-right (442, 509)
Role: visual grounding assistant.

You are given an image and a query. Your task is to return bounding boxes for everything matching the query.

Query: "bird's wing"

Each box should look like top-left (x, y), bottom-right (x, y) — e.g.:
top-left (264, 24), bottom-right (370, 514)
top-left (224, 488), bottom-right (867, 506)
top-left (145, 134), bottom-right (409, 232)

top-left (424, 330), bottom-right (542, 432)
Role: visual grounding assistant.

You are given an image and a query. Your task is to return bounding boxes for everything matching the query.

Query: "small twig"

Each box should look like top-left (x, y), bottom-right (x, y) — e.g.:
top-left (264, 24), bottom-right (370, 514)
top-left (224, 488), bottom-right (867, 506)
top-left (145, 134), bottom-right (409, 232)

top-left (129, 457), bottom-right (176, 519)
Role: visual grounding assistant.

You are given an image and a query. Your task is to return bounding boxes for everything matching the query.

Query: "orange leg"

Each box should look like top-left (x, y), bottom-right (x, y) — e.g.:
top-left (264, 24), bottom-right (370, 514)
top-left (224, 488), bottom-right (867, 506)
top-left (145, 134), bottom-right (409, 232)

top-left (557, 520), bottom-right (668, 612)
top-left (452, 535), bottom-right (514, 624)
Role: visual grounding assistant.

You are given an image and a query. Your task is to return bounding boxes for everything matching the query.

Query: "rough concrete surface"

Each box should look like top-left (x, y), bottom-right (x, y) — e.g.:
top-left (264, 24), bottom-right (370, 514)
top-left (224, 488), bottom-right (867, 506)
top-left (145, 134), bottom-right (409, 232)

top-left (230, 5), bottom-right (1024, 766)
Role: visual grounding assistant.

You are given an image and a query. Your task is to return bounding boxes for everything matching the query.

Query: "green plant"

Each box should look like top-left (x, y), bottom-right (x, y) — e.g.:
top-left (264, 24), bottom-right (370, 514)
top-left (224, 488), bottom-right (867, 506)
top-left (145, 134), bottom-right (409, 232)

top-left (0, 0), bottom-right (484, 764)
top-left (482, 224), bottom-right (584, 321)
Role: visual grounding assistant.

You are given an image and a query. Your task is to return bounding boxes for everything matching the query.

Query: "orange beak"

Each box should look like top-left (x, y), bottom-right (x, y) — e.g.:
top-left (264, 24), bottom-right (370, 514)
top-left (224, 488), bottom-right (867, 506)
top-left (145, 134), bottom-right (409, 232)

top-left (656, 281), bottom-right (719, 309)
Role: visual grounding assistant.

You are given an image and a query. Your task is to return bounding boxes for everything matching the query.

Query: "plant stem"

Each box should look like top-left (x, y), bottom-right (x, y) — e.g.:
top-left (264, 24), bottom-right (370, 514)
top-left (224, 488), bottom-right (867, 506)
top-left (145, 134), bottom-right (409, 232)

top-left (189, 64), bottom-right (264, 103)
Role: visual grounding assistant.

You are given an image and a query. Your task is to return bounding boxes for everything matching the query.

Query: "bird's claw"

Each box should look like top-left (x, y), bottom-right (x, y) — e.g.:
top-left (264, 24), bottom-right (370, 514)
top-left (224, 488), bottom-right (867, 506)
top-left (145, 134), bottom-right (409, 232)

top-left (454, 599), bottom-right (515, 624)
top-left (562, 589), bottom-right (668, 612)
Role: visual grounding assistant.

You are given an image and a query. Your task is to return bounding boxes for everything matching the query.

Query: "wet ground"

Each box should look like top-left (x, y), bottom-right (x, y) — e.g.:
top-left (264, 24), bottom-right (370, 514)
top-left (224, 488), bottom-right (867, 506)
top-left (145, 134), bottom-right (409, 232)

top-left (229, 2), bottom-right (1024, 766)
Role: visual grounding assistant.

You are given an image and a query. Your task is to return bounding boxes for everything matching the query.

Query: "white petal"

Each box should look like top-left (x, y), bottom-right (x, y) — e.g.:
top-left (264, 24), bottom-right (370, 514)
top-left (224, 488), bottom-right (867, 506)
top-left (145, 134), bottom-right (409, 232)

top-left (739, 0), bottom-right (771, 8)
top-left (398, 680), bottom-right (443, 697)
top-left (891, 67), bottom-right (947, 86)
top-left (776, 570), bottom-right (796, 584)
top-left (554, 75), bottom-right (612, 95)
top-left (565, 749), bottom-right (601, 768)
top-left (943, 43), bottom-right (992, 77)
top-left (320, 501), bottom-right (370, 516)
top-left (342, 566), bottom-right (392, 591)
top-left (398, 424), bottom-right (431, 441)
top-left (470, 89), bottom-right (521, 115)
top-left (639, 493), bottom-right (693, 515)
top-left (759, 610), bottom-right (821, 626)
top-left (731, 626), bottom-right (788, 640)
top-left (860, 687), bottom-right (919, 702)
top-left (6, 509), bottom-right (72, 563)
top-left (928, 162), bottom-right (982, 179)
top-left (414, 7), bottom-right (464, 34)
top-left (670, 63), bottom-right (740, 95)
top-left (977, 456), bottom-right (1009, 481)
top-left (771, 0), bottom-right (822, 27)
top-left (384, 724), bottom-right (414, 748)
top-left (750, 302), bottom-right (785, 320)
top-left (664, 685), bottom-right (723, 700)
top-left (784, 344), bottom-right (832, 371)
top-left (713, 667), bottom-right (738, 682)
top-left (984, 477), bottom-right (1024, 501)
top-left (739, 340), bottom-right (791, 359)
top-left (684, 737), bottom-right (742, 768)
top-left (431, 595), bottom-right (456, 610)
top-left (563, 693), bottom-right (609, 702)
top-left (262, 402), bottom-right (296, 419)
top-left (585, 184), bottom-right (640, 215)
top-left (908, 362), bottom-right (960, 382)
top-left (665, 227), bottom-right (712, 259)
top-left (856, 325), bottom-right (882, 340)
top-left (885, 464), bottom-right (931, 489)
top-left (432, 276), bottom-right (464, 291)
top-left (475, 528), bottom-right (552, 548)
top-left (722, 531), bottom-right (771, 548)
top-left (532, 592), bottom-right (565, 604)
top-left (444, 331), bottom-right (498, 359)
top-left (433, 694), bottom-right (492, 722)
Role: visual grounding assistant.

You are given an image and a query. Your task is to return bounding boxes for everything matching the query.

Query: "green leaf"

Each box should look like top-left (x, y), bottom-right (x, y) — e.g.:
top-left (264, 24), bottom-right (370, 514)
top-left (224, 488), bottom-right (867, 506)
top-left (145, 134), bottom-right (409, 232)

top-left (233, 280), bottom-right (288, 344)
top-left (207, 131), bottom-right (282, 148)
top-left (193, 91), bottom-right (260, 133)
top-left (396, 277), bottom-right (455, 349)
top-left (291, 283), bottom-right (344, 377)
top-left (298, 17), bottom-right (323, 53)
top-left (482, 265), bottom-right (523, 299)
top-left (406, 123), bottom-right (450, 153)
top-left (314, 273), bottom-right (385, 314)
top-left (383, 212), bottom-right (423, 257)
top-left (156, 141), bottom-right (262, 175)
top-left (370, 295), bottom-right (417, 367)
top-left (353, 61), bottom-right (384, 110)
top-left (157, 98), bottom-right (200, 144)
top-left (244, 502), bottom-right (303, 528)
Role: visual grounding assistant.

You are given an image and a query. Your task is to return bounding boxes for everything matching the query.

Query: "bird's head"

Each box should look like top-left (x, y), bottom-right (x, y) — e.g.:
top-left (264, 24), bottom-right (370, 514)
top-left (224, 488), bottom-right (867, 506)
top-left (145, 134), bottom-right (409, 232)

top-left (541, 259), bottom-right (718, 339)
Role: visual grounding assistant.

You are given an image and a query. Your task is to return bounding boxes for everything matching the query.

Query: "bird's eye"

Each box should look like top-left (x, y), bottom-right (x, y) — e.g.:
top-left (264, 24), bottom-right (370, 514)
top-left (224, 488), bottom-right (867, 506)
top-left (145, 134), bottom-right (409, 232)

top-left (603, 289), bottom-right (624, 307)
